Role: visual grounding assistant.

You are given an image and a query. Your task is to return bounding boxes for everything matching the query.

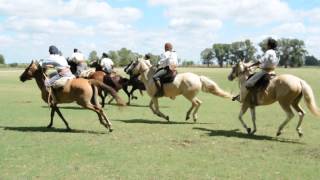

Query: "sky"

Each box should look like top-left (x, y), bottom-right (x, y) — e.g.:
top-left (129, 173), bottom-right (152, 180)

top-left (0, 0), bottom-right (319, 63)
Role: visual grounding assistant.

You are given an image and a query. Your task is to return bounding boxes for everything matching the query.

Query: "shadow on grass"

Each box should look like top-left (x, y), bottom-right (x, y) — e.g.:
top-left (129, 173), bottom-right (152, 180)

top-left (108, 103), bottom-right (169, 108)
top-left (41, 106), bottom-right (86, 110)
top-left (115, 119), bottom-right (214, 125)
top-left (0, 126), bottom-right (107, 135)
top-left (193, 127), bottom-right (304, 144)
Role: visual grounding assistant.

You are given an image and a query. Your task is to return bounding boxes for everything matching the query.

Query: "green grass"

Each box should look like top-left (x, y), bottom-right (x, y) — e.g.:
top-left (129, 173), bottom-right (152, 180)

top-left (1, 67), bottom-right (320, 179)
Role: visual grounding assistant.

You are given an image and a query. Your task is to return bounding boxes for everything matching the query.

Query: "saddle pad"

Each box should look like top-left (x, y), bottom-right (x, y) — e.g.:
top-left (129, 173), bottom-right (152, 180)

top-left (52, 77), bottom-right (74, 89)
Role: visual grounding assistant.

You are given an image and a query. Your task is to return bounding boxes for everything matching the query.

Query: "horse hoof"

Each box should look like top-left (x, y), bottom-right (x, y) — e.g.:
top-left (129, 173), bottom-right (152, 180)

top-left (47, 125), bottom-right (52, 128)
top-left (193, 119), bottom-right (197, 123)
top-left (250, 130), bottom-right (256, 135)
top-left (276, 132), bottom-right (281, 136)
top-left (66, 128), bottom-right (72, 132)
top-left (298, 132), bottom-right (303, 138)
top-left (185, 116), bottom-right (190, 121)
top-left (109, 128), bottom-right (113, 132)
top-left (246, 128), bottom-right (251, 134)
top-left (166, 116), bottom-right (170, 121)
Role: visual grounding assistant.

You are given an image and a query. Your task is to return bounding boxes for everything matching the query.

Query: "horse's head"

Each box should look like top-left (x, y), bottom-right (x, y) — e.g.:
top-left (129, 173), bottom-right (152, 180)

top-left (228, 61), bottom-right (248, 81)
top-left (20, 60), bottom-right (41, 82)
top-left (125, 58), bottom-right (148, 76)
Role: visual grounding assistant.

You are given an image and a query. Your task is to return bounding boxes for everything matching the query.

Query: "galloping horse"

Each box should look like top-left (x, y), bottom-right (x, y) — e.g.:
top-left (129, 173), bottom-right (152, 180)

top-left (19, 60), bottom-right (125, 132)
top-left (69, 60), bottom-right (145, 105)
top-left (228, 61), bottom-right (320, 137)
top-left (126, 58), bottom-right (232, 121)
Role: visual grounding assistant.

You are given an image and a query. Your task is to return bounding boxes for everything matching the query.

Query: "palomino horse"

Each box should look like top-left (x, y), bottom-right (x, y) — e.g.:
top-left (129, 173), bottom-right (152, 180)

top-left (228, 61), bottom-right (320, 137)
top-left (125, 58), bottom-right (232, 121)
top-left (19, 60), bottom-right (125, 132)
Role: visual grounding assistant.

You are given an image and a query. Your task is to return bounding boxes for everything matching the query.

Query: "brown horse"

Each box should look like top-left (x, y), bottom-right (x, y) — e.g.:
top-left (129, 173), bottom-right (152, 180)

top-left (126, 58), bottom-right (232, 121)
top-left (228, 61), bottom-right (320, 137)
top-left (19, 60), bottom-right (125, 132)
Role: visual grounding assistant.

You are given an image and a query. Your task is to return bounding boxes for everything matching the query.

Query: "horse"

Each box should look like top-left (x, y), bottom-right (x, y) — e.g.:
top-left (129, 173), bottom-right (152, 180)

top-left (125, 58), bottom-right (232, 121)
top-left (19, 60), bottom-right (125, 132)
top-left (74, 60), bottom-right (145, 106)
top-left (227, 61), bottom-right (320, 137)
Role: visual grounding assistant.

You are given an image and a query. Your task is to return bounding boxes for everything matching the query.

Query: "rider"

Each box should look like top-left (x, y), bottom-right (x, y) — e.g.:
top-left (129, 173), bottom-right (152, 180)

top-left (100, 52), bottom-right (114, 75)
top-left (41, 45), bottom-right (74, 87)
top-left (40, 46), bottom-right (75, 105)
top-left (144, 53), bottom-right (152, 67)
top-left (152, 42), bottom-right (178, 97)
top-left (70, 48), bottom-right (88, 76)
top-left (234, 37), bottom-right (279, 102)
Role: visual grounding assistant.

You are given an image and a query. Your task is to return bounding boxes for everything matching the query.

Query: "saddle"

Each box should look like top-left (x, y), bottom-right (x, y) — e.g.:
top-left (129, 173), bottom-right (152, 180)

top-left (247, 73), bottom-right (276, 105)
top-left (160, 69), bottom-right (177, 84)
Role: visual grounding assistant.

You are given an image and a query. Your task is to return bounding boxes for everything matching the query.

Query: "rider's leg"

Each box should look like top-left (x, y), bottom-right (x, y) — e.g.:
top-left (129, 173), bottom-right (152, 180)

top-left (152, 68), bottom-right (167, 97)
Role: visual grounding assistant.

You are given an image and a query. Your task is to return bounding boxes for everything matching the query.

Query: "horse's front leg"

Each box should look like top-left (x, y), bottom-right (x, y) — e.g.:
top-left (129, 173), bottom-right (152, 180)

top-left (47, 106), bottom-right (55, 128)
top-left (250, 107), bottom-right (257, 135)
top-left (238, 103), bottom-right (251, 134)
top-left (54, 106), bottom-right (71, 130)
top-left (152, 98), bottom-right (169, 121)
top-left (122, 85), bottom-right (131, 105)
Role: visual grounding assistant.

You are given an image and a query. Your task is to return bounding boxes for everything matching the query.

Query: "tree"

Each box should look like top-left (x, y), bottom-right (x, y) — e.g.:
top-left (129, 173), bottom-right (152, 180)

top-left (0, 54), bottom-right (5, 64)
top-left (108, 50), bottom-right (120, 66)
top-left (277, 38), bottom-right (307, 68)
top-left (200, 48), bottom-right (215, 67)
top-left (117, 48), bottom-right (139, 66)
top-left (212, 44), bottom-right (230, 67)
top-left (305, 55), bottom-right (319, 66)
top-left (230, 40), bottom-right (256, 64)
top-left (182, 60), bottom-right (194, 66)
top-left (88, 50), bottom-right (98, 62)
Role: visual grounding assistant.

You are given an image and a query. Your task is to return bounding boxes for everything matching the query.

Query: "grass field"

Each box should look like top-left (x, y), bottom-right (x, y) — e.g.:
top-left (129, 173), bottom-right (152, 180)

top-left (1, 67), bottom-right (320, 179)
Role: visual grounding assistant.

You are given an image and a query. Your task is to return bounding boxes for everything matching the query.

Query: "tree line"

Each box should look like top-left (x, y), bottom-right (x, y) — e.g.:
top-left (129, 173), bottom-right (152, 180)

top-left (201, 38), bottom-right (320, 68)
top-left (87, 48), bottom-right (160, 67)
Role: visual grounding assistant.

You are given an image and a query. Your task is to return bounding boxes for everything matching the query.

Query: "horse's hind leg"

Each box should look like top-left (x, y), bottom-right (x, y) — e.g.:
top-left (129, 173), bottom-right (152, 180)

top-left (276, 102), bottom-right (294, 136)
top-left (291, 95), bottom-right (305, 137)
top-left (250, 107), bottom-right (257, 135)
top-left (82, 103), bottom-right (112, 131)
top-left (54, 106), bottom-right (71, 130)
top-left (192, 98), bottom-right (202, 122)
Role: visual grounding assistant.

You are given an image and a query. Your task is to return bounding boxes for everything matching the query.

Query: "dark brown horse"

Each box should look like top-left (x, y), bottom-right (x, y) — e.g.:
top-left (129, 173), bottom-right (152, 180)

top-left (69, 60), bottom-right (146, 106)
top-left (20, 60), bottom-right (125, 132)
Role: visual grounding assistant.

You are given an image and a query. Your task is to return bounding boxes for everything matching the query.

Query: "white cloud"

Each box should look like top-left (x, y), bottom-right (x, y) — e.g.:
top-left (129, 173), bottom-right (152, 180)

top-left (149, 0), bottom-right (293, 26)
top-left (271, 22), bottom-right (307, 35)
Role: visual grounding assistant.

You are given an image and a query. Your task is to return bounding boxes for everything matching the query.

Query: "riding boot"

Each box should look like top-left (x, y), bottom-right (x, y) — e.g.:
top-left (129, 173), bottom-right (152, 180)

top-left (154, 80), bottom-right (163, 97)
top-left (232, 94), bottom-right (240, 102)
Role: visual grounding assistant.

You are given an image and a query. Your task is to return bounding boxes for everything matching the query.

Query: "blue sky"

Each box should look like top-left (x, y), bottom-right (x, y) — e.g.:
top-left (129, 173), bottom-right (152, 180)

top-left (0, 0), bottom-right (319, 63)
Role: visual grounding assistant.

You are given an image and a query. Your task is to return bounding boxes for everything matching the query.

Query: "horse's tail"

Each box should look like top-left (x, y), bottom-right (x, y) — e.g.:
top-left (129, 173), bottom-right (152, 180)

top-left (300, 80), bottom-right (320, 116)
top-left (200, 76), bottom-right (232, 99)
top-left (89, 79), bottom-right (126, 106)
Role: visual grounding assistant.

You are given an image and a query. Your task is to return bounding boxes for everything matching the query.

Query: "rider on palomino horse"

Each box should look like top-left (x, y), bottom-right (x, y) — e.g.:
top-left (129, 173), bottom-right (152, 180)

top-left (233, 38), bottom-right (279, 103)
top-left (153, 42), bottom-right (178, 97)
top-left (69, 48), bottom-right (88, 77)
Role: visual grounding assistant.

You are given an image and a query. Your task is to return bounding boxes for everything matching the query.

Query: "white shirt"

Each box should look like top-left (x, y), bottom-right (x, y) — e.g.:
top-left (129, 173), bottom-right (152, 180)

top-left (158, 51), bottom-right (178, 68)
top-left (41, 54), bottom-right (69, 70)
top-left (100, 58), bottom-right (114, 70)
top-left (259, 49), bottom-right (279, 69)
top-left (70, 52), bottom-right (85, 63)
